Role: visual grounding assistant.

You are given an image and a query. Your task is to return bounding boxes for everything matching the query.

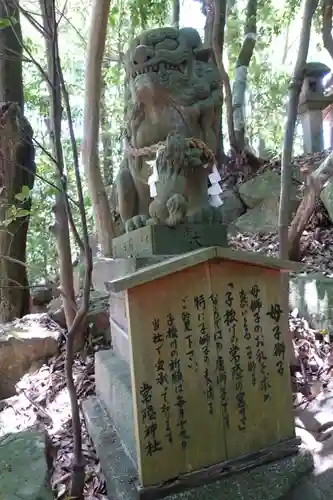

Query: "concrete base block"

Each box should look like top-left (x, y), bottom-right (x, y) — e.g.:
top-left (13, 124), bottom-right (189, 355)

top-left (112, 224), bottom-right (228, 259)
top-left (95, 349), bottom-right (136, 465)
top-left (104, 256), bottom-right (168, 363)
top-left (92, 256), bottom-right (169, 292)
top-left (110, 317), bottom-right (130, 364)
top-left (83, 394), bottom-right (314, 500)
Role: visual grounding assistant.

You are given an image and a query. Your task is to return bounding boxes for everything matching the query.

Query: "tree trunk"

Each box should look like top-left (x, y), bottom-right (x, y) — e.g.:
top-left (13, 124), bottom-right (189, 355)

top-left (322, 0), bottom-right (333, 60)
top-left (172, 0), bottom-right (180, 27)
top-left (209, 0), bottom-right (236, 152)
top-left (279, 0), bottom-right (319, 260)
top-left (82, 0), bottom-right (116, 257)
top-left (203, 2), bottom-right (214, 47)
top-left (100, 49), bottom-right (114, 187)
top-left (0, 106), bottom-right (35, 322)
top-left (232, 0), bottom-right (257, 150)
top-left (205, 0), bottom-right (228, 161)
top-left (0, 1), bottom-right (35, 322)
top-left (39, 0), bottom-right (76, 330)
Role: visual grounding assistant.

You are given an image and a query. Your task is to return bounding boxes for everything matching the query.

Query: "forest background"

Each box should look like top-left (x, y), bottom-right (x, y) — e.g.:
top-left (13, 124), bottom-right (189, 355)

top-left (21, 0), bottom-right (333, 287)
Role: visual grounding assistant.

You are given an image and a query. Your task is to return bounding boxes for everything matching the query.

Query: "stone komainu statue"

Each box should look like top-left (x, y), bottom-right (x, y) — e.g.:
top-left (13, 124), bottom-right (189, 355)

top-left (115, 26), bottom-right (223, 232)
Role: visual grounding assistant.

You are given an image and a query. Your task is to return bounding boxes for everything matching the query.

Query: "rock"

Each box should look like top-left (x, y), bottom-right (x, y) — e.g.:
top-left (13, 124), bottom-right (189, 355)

top-left (0, 429), bottom-right (53, 499)
top-left (47, 296), bottom-right (63, 326)
top-left (219, 189), bottom-right (246, 224)
top-left (321, 180), bottom-right (333, 223)
top-left (30, 285), bottom-right (60, 314)
top-left (232, 196), bottom-right (299, 234)
top-left (87, 291), bottom-right (110, 340)
top-left (238, 169), bottom-right (300, 209)
top-left (0, 314), bottom-right (60, 399)
top-left (48, 291), bottom-right (110, 341)
top-left (31, 285), bottom-right (58, 306)
top-left (289, 273), bottom-right (333, 333)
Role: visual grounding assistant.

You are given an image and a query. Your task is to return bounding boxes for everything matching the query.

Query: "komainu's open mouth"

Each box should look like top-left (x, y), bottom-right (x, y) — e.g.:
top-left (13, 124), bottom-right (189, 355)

top-left (132, 61), bottom-right (186, 78)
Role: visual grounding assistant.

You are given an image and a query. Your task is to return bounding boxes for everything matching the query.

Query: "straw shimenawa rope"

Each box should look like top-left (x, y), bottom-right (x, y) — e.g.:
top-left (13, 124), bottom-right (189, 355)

top-left (125, 136), bottom-right (216, 169)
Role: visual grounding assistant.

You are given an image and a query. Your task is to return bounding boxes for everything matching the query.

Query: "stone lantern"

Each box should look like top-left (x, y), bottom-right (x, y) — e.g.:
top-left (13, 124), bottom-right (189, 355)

top-left (298, 62), bottom-right (333, 154)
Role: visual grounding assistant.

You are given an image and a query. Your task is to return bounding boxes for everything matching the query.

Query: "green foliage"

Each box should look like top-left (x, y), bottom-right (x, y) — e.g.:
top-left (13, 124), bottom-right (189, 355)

top-left (0, 16), bottom-right (17, 29)
top-left (1, 186), bottom-right (32, 228)
top-left (128, 0), bottom-right (171, 30)
top-left (21, 11), bottom-right (92, 284)
top-left (279, 0), bottom-right (302, 25)
top-left (14, 185), bottom-right (31, 202)
top-left (18, 0), bottom-right (323, 285)
top-left (223, 0), bottom-right (308, 152)
top-left (2, 205), bottom-right (31, 227)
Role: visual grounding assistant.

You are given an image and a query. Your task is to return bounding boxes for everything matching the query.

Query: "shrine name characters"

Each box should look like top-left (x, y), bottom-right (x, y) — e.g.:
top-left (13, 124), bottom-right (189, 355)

top-left (225, 282), bottom-right (246, 431)
top-left (138, 288), bottom-right (286, 458)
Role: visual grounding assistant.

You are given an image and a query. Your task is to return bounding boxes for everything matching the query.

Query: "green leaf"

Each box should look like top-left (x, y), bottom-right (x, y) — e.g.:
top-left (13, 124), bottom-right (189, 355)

top-left (0, 17), bottom-right (14, 29)
top-left (109, 5), bottom-right (119, 27)
top-left (14, 193), bottom-right (25, 201)
top-left (21, 185), bottom-right (31, 198)
top-left (15, 185), bottom-right (31, 201)
top-left (15, 209), bottom-right (30, 218)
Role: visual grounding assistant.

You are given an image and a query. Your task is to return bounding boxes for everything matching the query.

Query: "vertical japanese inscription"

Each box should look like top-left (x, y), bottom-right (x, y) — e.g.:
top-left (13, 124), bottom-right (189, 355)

top-left (225, 283), bottom-right (246, 431)
top-left (209, 292), bottom-right (229, 427)
top-left (267, 303), bottom-right (286, 376)
top-left (166, 312), bottom-right (190, 449)
top-left (195, 294), bottom-right (214, 415)
top-left (181, 296), bottom-right (198, 372)
top-left (140, 381), bottom-right (162, 456)
top-left (250, 285), bottom-right (271, 402)
top-left (152, 318), bottom-right (172, 444)
top-left (239, 289), bottom-right (256, 386)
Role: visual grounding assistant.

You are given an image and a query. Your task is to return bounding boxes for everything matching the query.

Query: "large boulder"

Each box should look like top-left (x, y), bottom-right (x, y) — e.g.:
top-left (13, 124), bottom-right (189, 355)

top-left (238, 169), bottom-right (301, 209)
top-left (219, 189), bottom-right (246, 224)
top-left (0, 429), bottom-right (54, 499)
top-left (321, 181), bottom-right (333, 223)
top-left (48, 290), bottom-right (110, 342)
top-left (232, 195), bottom-right (300, 234)
top-left (0, 314), bottom-right (59, 399)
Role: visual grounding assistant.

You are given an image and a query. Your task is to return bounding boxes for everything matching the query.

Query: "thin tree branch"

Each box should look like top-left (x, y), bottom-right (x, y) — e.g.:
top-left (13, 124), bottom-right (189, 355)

top-left (279, 0), bottom-right (320, 259)
top-left (56, 0), bottom-right (69, 27)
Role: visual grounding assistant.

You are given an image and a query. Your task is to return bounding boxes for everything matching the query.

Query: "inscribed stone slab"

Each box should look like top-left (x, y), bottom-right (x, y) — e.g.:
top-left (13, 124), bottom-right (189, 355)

top-left (112, 224), bottom-right (228, 258)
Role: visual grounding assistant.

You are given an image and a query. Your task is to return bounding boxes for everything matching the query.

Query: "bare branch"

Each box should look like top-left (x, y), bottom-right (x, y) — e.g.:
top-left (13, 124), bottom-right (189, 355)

top-left (56, 0), bottom-right (69, 27)
top-left (279, 0), bottom-right (320, 259)
top-left (0, 254), bottom-right (27, 266)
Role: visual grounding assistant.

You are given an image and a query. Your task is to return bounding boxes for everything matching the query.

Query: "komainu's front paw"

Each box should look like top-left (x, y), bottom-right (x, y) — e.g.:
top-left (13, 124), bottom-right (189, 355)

top-left (125, 214), bottom-right (149, 232)
top-left (187, 204), bottom-right (223, 224)
top-left (166, 194), bottom-right (187, 226)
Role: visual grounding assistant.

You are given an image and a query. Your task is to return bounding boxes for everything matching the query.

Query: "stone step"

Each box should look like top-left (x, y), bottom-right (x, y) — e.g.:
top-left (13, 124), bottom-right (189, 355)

top-left (82, 394), bottom-right (314, 500)
top-left (110, 317), bottom-right (130, 364)
top-left (94, 349), bottom-right (136, 466)
top-left (82, 396), bottom-right (137, 500)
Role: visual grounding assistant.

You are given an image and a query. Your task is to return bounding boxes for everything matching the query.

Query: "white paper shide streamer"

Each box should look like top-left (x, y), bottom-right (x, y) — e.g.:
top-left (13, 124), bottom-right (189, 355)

top-left (147, 158), bottom-right (223, 208)
top-left (208, 165), bottom-right (223, 207)
top-left (147, 158), bottom-right (158, 197)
